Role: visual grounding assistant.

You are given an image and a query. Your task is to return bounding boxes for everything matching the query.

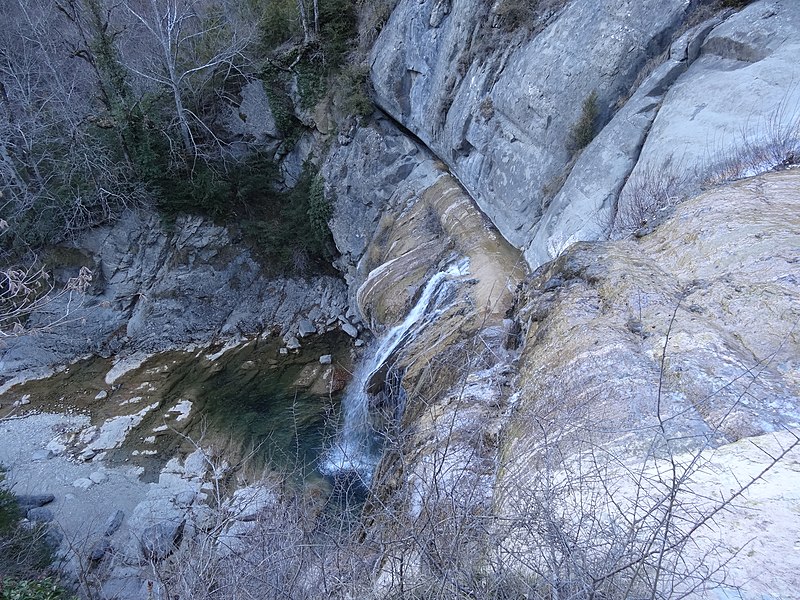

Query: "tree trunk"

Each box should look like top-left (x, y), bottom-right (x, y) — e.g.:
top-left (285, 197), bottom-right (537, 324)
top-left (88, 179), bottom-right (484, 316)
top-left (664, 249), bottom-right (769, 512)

top-left (297, 0), bottom-right (310, 44)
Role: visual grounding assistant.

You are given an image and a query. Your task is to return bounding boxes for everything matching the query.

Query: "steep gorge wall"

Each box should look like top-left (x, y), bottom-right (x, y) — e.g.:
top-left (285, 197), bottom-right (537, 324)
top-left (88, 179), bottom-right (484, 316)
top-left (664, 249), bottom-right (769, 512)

top-left (370, 0), bottom-right (697, 251)
top-left (367, 0), bottom-right (800, 270)
top-left (327, 2), bottom-right (800, 594)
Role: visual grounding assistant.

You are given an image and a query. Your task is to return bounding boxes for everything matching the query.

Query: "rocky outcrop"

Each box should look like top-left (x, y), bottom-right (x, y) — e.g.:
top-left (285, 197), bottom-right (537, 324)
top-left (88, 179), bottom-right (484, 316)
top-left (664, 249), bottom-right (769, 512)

top-left (619, 1), bottom-right (800, 195)
top-left (510, 171), bottom-right (800, 461)
top-left (0, 211), bottom-right (349, 381)
top-left (367, 0), bottom-right (800, 272)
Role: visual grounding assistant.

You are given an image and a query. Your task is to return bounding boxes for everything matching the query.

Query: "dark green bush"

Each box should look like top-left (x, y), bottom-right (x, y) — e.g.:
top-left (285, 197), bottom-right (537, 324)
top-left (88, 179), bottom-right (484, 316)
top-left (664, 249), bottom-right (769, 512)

top-left (337, 65), bottom-right (373, 119)
top-left (0, 578), bottom-right (75, 600)
top-left (258, 0), bottom-right (302, 49)
top-left (242, 164), bottom-right (336, 274)
top-left (569, 90), bottom-right (599, 153)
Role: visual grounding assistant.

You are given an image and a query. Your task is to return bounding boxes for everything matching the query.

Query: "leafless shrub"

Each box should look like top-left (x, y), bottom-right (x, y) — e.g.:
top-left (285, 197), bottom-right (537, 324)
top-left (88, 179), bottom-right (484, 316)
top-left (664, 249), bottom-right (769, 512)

top-left (0, 252), bottom-right (92, 338)
top-left (705, 96), bottom-right (800, 187)
top-left (612, 161), bottom-right (692, 238)
top-left (356, 0), bottom-right (400, 55)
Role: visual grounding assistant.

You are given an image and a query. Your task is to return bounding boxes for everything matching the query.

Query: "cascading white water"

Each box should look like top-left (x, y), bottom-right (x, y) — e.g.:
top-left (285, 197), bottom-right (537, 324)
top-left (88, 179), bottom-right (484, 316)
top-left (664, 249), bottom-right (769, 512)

top-left (321, 258), bottom-right (470, 483)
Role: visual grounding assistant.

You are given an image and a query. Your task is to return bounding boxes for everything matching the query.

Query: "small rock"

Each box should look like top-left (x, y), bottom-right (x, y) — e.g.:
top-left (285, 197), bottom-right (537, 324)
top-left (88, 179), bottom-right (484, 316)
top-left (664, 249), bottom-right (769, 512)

top-left (285, 336), bottom-right (301, 350)
top-left (319, 354), bottom-right (332, 365)
top-left (89, 538), bottom-right (113, 562)
top-left (43, 527), bottom-right (63, 549)
top-left (79, 448), bottom-right (97, 461)
top-left (31, 449), bottom-right (54, 461)
top-left (279, 347), bottom-right (289, 355)
top-left (355, 339), bottom-right (365, 347)
top-left (73, 478), bottom-right (94, 490)
top-left (192, 505), bottom-right (217, 531)
top-left (174, 490), bottom-right (195, 508)
top-left (14, 394), bottom-right (31, 407)
top-left (27, 507), bottom-right (54, 523)
top-left (94, 390), bottom-right (108, 401)
top-left (297, 319), bottom-right (316, 337)
top-left (141, 520), bottom-right (185, 561)
top-left (17, 494), bottom-right (55, 508)
top-left (89, 471), bottom-right (108, 484)
top-left (543, 277), bottom-right (564, 291)
top-left (341, 322), bottom-right (358, 338)
top-left (626, 318), bottom-right (644, 335)
top-left (183, 449), bottom-right (208, 479)
top-left (104, 510), bottom-right (125, 537)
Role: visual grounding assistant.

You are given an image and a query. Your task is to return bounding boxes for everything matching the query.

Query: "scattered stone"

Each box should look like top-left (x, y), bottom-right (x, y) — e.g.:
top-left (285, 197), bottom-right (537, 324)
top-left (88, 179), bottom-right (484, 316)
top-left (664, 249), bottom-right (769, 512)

top-left (43, 527), bottom-right (63, 550)
top-left (297, 319), bottom-right (316, 337)
top-left (140, 520), bottom-right (185, 561)
top-left (174, 490), bottom-right (195, 508)
top-left (341, 322), bottom-right (358, 338)
top-left (13, 394), bottom-right (32, 408)
top-left (17, 494), bottom-right (55, 508)
top-left (279, 347), bottom-right (289, 355)
top-left (183, 449), bottom-right (208, 479)
top-left (285, 336), bottom-right (301, 350)
top-left (319, 354), bottom-right (332, 365)
top-left (79, 448), bottom-right (97, 461)
top-left (89, 538), bottom-right (113, 562)
top-left (355, 339), bottom-right (365, 347)
top-left (89, 471), bottom-right (108, 484)
top-left (31, 449), bottom-right (54, 461)
top-left (73, 478), bottom-right (94, 490)
top-left (104, 510), bottom-right (125, 537)
top-left (94, 390), bottom-right (108, 401)
top-left (27, 507), bottom-right (54, 523)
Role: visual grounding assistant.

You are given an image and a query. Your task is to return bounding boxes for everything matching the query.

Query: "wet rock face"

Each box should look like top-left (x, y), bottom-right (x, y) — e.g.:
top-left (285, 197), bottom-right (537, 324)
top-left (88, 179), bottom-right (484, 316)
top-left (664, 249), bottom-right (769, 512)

top-left (0, 211), bottom-right (348, 379)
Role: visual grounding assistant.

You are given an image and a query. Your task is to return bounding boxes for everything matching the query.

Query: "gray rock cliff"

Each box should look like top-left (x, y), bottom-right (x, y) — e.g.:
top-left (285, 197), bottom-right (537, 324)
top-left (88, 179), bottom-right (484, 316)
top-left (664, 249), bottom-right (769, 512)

top-left (0, 212), bottom-right (348, 380)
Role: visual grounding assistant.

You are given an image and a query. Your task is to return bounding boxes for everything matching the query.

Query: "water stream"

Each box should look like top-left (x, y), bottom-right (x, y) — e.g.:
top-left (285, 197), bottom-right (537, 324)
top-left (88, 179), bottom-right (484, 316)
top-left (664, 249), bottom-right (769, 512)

top-left (321, 258), bottom-right (470, 483)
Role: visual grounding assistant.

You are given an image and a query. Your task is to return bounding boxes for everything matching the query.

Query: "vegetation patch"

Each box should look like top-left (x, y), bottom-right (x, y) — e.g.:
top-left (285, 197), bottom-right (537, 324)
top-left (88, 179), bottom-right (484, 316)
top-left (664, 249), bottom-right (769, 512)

top-left (568, 90), bottom-right (600, 154)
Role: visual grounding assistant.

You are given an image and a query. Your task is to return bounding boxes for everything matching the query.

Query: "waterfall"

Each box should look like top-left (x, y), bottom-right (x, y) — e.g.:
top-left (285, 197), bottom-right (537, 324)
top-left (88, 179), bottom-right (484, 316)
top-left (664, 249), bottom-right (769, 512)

top-left (321, 258), bottom-right (470, 483)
